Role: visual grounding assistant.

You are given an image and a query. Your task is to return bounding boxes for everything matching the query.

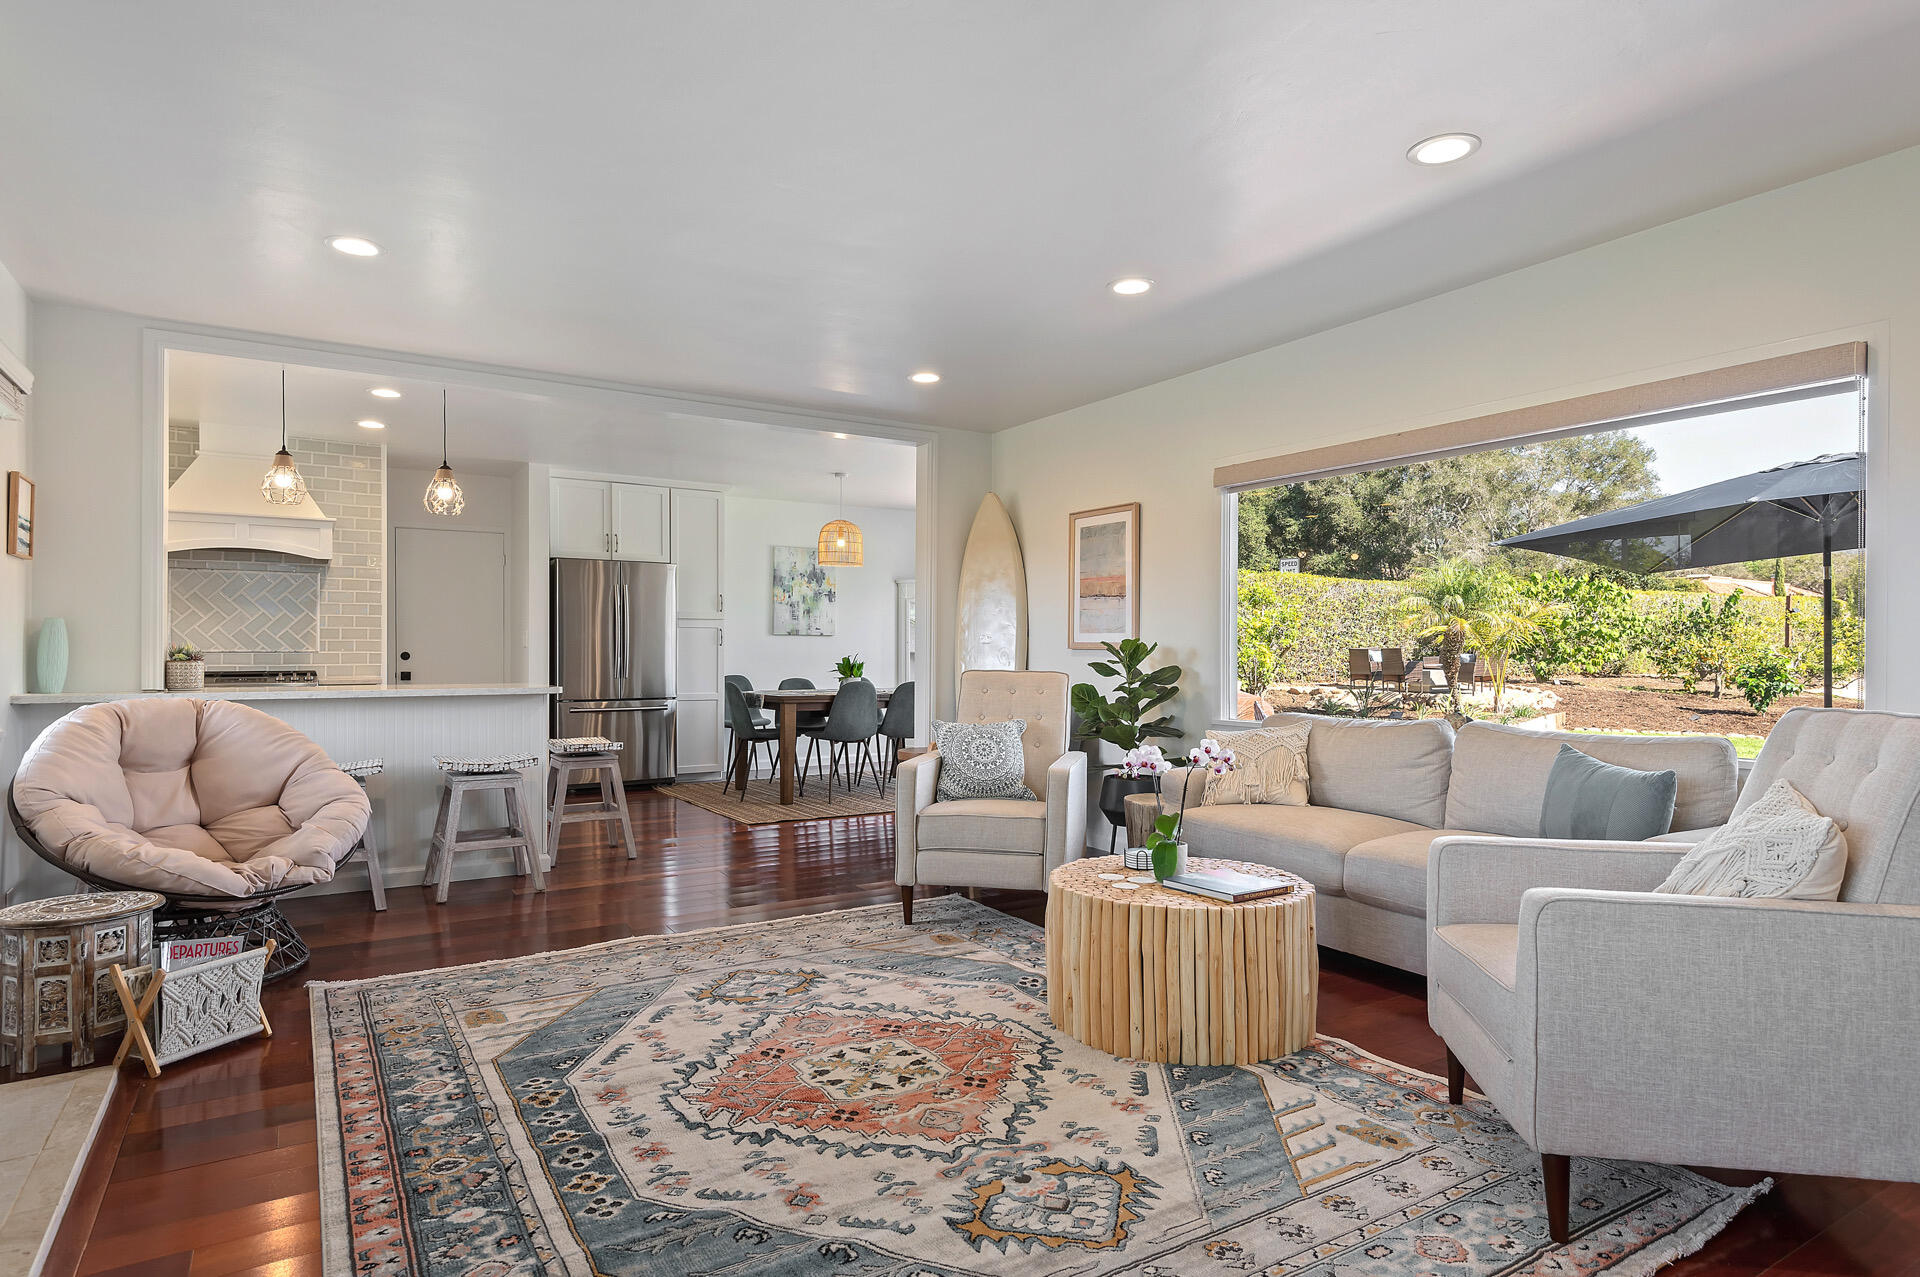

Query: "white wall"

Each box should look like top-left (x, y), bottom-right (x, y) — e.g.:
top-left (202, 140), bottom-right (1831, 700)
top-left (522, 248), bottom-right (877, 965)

top-left (993, 143), bottom-right (1920, 745)
top-left (389, 465), bottom-right (517, 682)
top-left (1, 255), bottom-right (31, 900)
top-left (724, 497), bottom-right (916, 692)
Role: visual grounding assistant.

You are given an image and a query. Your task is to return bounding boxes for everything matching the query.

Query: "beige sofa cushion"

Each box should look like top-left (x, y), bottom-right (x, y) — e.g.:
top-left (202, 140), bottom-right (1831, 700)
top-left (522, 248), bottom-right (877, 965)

top-left (1443, 721), bottom-right (1737, 839)
top-left (1430, 922), bottom-right (1520, 1052)
top-left (1178, 803), bottom-right (1424, 895)
top-left (916, 798), bottom-right (1046, 855)
top-left (1345, 829), bottom-right (1489, 917)
top-left (1266, 713), bottom-right (1454, 827)
top-left (14, 698), bottom-right (370, 898)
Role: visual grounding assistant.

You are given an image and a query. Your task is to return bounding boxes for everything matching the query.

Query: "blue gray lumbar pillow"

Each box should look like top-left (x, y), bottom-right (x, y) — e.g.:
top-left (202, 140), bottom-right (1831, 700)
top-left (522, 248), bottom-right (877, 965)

top-left (1537, 743), bottom-right (1678, 841)
top-left (931, 718), bottom-right (1035, 802)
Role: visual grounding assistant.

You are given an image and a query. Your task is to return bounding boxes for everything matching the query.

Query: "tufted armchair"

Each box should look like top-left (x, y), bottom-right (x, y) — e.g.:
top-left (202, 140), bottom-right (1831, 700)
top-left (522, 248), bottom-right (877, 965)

top-left (1427, 707), bottom-right (1920, 1243)
top-left (895, 670), bottom-right (1086, 922)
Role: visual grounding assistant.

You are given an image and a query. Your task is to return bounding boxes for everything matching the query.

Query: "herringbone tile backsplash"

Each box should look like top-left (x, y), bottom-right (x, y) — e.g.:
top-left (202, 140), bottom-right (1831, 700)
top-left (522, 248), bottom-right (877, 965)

top-left (167, 433), bottom-right (386, 681)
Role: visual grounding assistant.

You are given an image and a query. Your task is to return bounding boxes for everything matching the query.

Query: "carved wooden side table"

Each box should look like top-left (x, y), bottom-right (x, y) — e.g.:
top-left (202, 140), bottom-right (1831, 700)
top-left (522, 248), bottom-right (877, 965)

top-left (1, 890), bottom-right (163, 1074)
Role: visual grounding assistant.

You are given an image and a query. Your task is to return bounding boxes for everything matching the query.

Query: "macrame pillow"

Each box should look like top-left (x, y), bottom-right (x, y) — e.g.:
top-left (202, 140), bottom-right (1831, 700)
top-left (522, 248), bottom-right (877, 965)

top-left (1655, 779), bottom-right (1848, 900)
top-left (931, 719), bottom-right (1037, 802)
top-left (1202, 721), bottom-right (1310, 806)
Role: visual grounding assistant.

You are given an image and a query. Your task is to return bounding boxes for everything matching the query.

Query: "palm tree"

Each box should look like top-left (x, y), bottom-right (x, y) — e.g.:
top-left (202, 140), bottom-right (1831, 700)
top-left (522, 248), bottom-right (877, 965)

top-left (1398, 560), bottom-right (1505, 707)
top-left (1468, 591), bottom-right (1563, 712)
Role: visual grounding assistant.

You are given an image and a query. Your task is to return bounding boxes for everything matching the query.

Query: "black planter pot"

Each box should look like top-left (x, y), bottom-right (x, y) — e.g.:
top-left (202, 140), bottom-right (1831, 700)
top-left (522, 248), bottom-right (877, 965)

top-left (1098, 774), bottom-right (1162, 854)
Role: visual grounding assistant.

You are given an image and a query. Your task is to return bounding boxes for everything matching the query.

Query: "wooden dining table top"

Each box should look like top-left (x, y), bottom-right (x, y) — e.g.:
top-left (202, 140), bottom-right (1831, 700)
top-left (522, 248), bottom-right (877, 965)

top-left (755, 686), bottom-right (895, 706)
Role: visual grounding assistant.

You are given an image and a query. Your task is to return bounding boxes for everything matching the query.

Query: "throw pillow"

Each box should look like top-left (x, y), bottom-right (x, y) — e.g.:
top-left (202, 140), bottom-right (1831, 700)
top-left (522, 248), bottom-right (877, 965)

top-left (931, 719), bottom-right (1036, 802)
top-left (1201, 722), bottom-right (1311, 806)
top-left (1655, 779), bottom-right (1848, 900)
top-left (1537, 744), bottom-right (1677, 841)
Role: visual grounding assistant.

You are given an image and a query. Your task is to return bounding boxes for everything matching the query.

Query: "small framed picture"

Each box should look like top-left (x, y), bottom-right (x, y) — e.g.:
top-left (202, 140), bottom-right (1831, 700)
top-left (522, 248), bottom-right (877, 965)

top-left (1068, 503), bottom-right (1139, 649)
top-left (6, 471), bottom-right (31, 560)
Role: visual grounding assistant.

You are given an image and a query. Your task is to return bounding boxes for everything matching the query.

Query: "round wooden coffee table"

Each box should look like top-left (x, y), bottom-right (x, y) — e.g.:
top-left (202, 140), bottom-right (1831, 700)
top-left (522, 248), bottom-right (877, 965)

top-left (1046, 856), bottom-right (1316, 1065)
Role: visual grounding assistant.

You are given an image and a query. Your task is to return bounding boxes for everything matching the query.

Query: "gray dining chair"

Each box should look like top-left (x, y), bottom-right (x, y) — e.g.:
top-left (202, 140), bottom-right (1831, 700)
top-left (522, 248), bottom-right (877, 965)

top-left (875, 681), bottom-right (915, 791)
top-left (724, 681), bottom-right (781, 800)
top-left (778, 677), bottom-right (830, 782)
top-left (803, 678), bottom-right (883, 800)
top-left (723, 675), bottom-right (771, 763)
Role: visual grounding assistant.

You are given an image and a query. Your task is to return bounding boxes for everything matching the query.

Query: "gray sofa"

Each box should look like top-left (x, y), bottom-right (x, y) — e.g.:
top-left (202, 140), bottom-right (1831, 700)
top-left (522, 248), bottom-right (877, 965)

top-left (1155, 715), bottom-right (1739, 974)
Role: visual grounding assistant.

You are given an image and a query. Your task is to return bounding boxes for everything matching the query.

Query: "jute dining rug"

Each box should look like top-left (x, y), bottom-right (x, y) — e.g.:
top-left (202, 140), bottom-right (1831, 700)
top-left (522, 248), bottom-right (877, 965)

top-left (664, 776), bottom-right (895, 823)
top-left (311, 897), bottom-right (1764, 1276)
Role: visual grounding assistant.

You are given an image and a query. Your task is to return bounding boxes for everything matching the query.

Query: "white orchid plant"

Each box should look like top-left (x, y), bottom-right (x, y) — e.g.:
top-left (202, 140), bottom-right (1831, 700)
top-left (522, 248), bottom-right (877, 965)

top-left (1144, 738), bottom-right (1237, 881)
top-left (1114, 744), bottom-right (1172, 779)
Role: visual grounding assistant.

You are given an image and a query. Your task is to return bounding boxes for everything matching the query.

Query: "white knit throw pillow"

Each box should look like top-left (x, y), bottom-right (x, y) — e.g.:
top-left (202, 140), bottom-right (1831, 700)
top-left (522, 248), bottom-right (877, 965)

top-left (1655, 779), bottom-right (1848, 900)
top-left (1202, 722), bottom-right (1311, 807)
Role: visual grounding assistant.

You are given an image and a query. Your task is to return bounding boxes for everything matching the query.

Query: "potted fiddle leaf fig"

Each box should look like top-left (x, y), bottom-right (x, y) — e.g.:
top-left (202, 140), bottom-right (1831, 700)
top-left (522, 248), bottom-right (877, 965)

top-left (1071, 638), bottom-right (1183, 850)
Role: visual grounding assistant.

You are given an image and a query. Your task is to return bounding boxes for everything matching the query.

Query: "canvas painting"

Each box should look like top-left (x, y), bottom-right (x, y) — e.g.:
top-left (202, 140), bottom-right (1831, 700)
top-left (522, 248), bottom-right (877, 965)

top-left (772, 546), bottom-right (836, 636)
top-left (6, 471), bottom-right (31, 560)
top-left (1069, 503), bottom-right (1138, 648)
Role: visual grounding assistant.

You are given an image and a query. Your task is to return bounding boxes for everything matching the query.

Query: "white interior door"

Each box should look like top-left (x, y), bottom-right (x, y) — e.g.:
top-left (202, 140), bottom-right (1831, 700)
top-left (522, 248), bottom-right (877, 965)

top-left (394, 526), bottom-right (508, 684)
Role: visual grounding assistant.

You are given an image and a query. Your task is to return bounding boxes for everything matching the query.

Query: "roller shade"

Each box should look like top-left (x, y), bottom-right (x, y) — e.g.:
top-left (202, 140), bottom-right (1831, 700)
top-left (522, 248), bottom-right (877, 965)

top-left (1213, 341), bottom-right (1866, 492)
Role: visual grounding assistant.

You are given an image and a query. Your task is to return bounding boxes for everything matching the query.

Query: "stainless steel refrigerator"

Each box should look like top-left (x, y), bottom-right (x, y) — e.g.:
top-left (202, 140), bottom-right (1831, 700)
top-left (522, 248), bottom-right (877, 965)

top-left (550, 559), bottom-right (676, 783)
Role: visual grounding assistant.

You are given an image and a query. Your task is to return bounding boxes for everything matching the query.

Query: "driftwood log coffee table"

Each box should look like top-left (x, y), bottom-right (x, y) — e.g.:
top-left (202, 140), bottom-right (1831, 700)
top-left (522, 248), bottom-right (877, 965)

top-left (1045, 855), bottom-right (1317, 1065)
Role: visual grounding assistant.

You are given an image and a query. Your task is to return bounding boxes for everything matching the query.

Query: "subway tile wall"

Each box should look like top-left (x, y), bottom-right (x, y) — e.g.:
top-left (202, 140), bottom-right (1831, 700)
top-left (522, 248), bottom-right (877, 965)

top-left (166, 431), bottom-right (386, 683)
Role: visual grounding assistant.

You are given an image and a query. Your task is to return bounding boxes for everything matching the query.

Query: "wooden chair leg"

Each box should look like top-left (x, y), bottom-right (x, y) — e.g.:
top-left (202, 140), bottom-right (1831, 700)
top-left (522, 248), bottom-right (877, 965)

top-left (1446, 1046), bottom-right (1465, 1105)
top-left (900, 885), bottom-right (914, 924)
top-left (607, 765), bottom-right (636, 859)
top-left (546, 761), bottom-right (568, 866)
top-left (508, 773), bottom-right (546, 892)
top-left (424, 784), bottom-right (452, 893)
top-left (1542, 1153), bottom-right (1571, 1244)
top-left (435, 785), bottom-right (464, 904)
top-left (361, 823), bottom-right (388, 912)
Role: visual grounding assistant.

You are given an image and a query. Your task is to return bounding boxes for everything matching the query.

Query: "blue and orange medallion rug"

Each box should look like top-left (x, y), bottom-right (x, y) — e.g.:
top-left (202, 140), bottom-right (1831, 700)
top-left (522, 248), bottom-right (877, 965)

top-left (312, 896), bottom-right (1763, 1275)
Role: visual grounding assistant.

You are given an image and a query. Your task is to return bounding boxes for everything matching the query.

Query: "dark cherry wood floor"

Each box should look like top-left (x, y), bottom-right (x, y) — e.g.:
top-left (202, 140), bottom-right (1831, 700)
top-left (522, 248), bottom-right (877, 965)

top-left (51, 788), bottom-right (1920, 1276)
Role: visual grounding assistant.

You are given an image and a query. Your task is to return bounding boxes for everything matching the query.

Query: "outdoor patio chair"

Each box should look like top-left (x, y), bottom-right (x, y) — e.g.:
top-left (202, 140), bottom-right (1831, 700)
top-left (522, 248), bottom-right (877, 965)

top-left (1347, 648), bottom-right (1377, 691)
top-left (1379, 648), bottom-right (1410, 689)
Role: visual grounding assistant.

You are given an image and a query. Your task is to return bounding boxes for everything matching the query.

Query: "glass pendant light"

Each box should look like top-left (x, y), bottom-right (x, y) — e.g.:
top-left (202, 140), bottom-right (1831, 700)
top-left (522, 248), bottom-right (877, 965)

top-left (816, 471), bottom-right (863, 566)
top-left (423, 389), bottom-right (465, 516)
top-left (260, 368), bottom-right (308, 505)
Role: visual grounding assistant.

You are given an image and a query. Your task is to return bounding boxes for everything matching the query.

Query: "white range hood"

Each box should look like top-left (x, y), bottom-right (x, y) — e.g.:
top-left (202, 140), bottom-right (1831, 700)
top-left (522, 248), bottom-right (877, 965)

top-left (167, 422), bottom-right (334, 558)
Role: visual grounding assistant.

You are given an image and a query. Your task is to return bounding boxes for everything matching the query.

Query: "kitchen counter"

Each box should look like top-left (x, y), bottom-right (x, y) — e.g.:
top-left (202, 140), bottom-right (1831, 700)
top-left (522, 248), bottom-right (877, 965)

top-left (10, 683), bottom-right (560, 705)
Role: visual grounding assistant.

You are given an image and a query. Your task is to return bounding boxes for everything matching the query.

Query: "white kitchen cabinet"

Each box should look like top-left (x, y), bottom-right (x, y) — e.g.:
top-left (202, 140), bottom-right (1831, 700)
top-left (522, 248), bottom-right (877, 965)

top-left (610, 483), bottom-right (671, 561)
top-left (675, 621), bottom-right (725, 776)
top-left (549, 478), bottom-right (611, 557)
top-left (670, 487), bottom-right (724, 618)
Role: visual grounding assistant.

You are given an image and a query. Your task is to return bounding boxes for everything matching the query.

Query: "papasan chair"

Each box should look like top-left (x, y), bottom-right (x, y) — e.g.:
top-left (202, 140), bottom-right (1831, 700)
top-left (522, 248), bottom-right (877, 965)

top-left (8, 697), bottom-right (371, 980)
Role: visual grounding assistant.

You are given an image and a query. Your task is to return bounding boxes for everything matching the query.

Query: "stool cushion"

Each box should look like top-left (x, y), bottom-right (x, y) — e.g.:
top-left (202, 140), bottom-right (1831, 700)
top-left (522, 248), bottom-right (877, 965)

top-left (435, 753), bottom-right (540, 775)
top-left (549, 737), bottom-right (623, 756)
top-left (341, 758), bottom-right (385, 780)
top-left (13, 698), bottom-right (369, 899)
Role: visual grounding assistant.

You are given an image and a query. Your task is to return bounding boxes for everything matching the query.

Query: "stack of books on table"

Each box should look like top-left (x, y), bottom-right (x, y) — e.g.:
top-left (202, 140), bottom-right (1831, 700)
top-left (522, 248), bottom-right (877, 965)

top-left (1160, 867), bottom-right (1297, 903)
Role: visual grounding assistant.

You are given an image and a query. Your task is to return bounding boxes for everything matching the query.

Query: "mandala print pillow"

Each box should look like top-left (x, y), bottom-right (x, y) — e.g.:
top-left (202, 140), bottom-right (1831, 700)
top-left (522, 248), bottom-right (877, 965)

top-left (931, 719), bottom-right (1036, 802)
top-left (1202, 722), bottom-right (1311, 806)
top-left (1655, 778), bottom-right (1849, 900)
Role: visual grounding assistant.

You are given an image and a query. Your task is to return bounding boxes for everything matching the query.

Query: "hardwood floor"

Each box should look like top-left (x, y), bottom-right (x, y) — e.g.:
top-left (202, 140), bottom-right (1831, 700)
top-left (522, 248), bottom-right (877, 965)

top-left (52, 787), bottom-right (1920, 1276)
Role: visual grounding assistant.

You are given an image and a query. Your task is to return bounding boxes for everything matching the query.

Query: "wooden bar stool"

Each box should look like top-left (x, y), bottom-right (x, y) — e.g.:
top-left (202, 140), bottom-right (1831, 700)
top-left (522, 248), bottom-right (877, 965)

top-left (546, 737), bottom-right (636, 863)
top-left (426, 753), bottom-right (544, 904)
top-left (341, 758), bottom-right (389, 912)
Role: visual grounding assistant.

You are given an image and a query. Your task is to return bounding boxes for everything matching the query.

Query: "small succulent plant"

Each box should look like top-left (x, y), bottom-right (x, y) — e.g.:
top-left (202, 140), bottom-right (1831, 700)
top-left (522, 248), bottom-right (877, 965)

top-left (166, 643), bottom-right (202, 662)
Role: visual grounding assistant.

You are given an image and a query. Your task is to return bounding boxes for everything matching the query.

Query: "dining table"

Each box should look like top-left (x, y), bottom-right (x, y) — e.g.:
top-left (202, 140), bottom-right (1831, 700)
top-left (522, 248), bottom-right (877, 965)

top-left (749, 686), bottom-right (894, 804)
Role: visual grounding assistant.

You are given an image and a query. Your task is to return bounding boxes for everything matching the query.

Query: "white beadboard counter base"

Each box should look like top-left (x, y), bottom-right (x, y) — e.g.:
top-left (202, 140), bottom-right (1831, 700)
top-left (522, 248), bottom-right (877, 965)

top-left (10, 683), bottom-right (559, 705)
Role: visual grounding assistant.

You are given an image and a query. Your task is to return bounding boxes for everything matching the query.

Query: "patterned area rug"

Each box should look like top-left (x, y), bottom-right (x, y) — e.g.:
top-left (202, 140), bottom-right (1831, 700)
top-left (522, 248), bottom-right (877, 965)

top-left (311, 897), bottom-right (1764, 1276)
top-left (664, 777), bottom-right (896, 823)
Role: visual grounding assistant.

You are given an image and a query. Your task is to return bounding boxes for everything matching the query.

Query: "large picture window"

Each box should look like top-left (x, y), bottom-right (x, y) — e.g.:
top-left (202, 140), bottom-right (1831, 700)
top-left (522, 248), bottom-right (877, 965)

top-left (1229, 383), bottom-right (1864, 758)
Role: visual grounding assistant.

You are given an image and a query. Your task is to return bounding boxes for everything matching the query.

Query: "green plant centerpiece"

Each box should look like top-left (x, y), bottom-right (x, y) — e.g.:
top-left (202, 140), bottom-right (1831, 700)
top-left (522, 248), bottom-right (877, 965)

top-left (1143, 738), bottom-right (1237, 881)
top-left (1070, 638), bottom-right (1182, 751)
top-left (834, 653), bottom-right (865, 682)
top-left (166, 643), bottom-right (201, 663)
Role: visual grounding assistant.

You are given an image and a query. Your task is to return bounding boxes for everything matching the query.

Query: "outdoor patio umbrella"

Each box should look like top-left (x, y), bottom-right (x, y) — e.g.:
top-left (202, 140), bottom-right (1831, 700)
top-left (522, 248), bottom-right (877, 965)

top-left (1498, 452), bottom-right (1862, 705)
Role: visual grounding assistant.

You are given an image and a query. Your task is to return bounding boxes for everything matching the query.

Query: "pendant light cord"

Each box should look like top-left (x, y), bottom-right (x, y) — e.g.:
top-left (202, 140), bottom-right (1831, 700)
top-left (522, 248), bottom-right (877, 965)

top-left (280, 368), bottom-right (288, 450)
top-left (441, 389), bottom-right (449, 467)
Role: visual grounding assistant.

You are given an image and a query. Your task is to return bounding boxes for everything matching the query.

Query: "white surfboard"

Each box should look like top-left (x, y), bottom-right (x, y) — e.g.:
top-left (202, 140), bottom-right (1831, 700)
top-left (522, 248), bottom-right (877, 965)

top-left (956, 493), bottom-right (1028, 687)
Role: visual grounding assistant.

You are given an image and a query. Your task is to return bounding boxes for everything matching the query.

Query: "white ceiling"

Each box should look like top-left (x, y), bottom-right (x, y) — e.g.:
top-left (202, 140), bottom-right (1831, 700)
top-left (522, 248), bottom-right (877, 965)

top-left (167, 350), bottom-right (919, 507)
top-left (9, 3), bottom-right (1920, 431)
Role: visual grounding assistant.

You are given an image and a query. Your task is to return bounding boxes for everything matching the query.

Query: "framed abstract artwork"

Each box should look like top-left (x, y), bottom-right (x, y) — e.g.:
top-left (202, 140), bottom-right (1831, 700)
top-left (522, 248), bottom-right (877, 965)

top-left (6, 471), bottom-right (31, 559)
top-left (772, 545), bottom-right (836, 636)
top-left (1068, 503), bottom-right (1139, 649)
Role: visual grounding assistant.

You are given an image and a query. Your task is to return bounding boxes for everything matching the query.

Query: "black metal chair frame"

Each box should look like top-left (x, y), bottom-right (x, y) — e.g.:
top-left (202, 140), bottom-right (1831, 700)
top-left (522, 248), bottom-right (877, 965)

top-left (8, 789), bottom-right (348, 981)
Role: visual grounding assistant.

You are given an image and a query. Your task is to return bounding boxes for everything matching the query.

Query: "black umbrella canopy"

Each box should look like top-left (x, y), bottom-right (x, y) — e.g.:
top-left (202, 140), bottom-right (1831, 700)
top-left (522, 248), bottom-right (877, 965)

top-left (1499, 452), bottom-right (1862, 706)
top-left (1498, 452), bottom-right (1862, 573)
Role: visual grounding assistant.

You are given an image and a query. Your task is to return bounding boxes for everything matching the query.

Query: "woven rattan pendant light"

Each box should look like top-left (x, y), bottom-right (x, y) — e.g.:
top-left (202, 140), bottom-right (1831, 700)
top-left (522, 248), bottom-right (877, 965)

top-left (816, 471), bottom-right (863, 566)
top-left (260, 368), bottom-right (308, 505)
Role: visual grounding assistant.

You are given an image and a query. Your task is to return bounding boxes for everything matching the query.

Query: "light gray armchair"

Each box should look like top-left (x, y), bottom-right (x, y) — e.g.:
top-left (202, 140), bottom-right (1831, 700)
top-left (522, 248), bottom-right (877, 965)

top-left (895, 670), bottom-right (1087, 922)
top-left (1427, 707), bottom-right (1920, 1244)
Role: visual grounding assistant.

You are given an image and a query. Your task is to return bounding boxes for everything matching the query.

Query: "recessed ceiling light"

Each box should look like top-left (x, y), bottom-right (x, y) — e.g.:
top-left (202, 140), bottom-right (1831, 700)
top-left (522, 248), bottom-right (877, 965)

top-left (328, 236), bottom-right (381, 257)
top-left (1110, 277), bottom-right (1153, 296)
top-left (909, 371), bottom-right (941, 384)
top-left (357, 419), bottom-right (386, 430)
top-left (1407, 133), bottom-right (1480, 165)
top-left (832, 432), bottom-right (849, 439)
top-left (369, 387), bottom-right (401, 399)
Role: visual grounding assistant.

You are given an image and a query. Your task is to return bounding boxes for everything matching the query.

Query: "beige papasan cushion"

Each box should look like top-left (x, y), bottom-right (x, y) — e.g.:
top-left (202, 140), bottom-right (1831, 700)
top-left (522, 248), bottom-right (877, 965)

top-left (14, 698), bottom-right (370, 898)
